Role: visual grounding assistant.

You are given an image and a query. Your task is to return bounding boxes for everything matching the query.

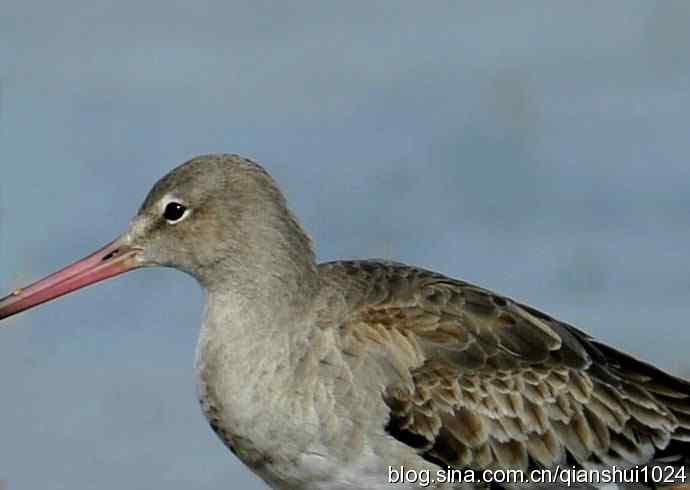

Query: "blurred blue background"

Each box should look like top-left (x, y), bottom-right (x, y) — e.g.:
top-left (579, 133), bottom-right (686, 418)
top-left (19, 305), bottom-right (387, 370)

top-left (2, 2), bottom-right (690, 488)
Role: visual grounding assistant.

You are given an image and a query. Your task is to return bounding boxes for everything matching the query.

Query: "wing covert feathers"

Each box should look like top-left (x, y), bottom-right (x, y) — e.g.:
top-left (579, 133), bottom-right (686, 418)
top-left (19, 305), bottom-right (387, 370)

top-left (318, 260), bottom-right (690, 485)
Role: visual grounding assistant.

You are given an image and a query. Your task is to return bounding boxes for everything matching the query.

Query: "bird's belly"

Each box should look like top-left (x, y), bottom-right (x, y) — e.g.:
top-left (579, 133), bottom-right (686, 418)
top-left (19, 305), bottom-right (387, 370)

top-left (263, 445), bottom-right (451, 490)
top-left (291, 448), bottom-right (394, 490)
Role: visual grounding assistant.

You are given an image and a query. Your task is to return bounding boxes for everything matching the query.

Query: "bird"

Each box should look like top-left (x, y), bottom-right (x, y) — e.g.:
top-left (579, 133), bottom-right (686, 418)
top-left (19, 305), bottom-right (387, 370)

top-left (1, 153), bottom-right (689, 490)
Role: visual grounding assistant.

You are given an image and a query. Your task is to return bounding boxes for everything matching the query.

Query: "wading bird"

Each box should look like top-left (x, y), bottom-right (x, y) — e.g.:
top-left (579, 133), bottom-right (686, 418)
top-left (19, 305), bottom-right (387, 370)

top-left (1, 154), bottom-right (689, 489)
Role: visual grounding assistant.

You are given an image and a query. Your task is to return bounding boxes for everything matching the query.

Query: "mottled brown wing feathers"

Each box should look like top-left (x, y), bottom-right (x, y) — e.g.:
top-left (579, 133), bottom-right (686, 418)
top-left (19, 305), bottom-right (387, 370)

top-left (321, 260), bottom-right (690, 482)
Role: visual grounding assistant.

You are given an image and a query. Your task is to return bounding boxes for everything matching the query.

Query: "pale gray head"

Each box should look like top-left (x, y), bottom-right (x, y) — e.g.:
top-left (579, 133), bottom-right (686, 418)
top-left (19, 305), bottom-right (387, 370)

top-left (130, 154), bottom-right (316, 289)
top-left (0, 154), bottom-right (318, 320)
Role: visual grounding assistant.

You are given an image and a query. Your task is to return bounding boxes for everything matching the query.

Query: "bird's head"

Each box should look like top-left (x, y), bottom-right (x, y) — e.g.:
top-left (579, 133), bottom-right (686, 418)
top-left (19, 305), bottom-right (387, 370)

top-left (0, 154), bottom-right (315, 320)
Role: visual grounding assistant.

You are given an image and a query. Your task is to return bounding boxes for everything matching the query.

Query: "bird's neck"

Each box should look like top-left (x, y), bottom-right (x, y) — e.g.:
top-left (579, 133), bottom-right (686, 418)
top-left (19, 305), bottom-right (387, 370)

top-left (193, 203), bottom-right (328, 459)
top-left (195, 194), bottom-right (320, 304)
top-left (192, 209), bottom-right (321, 364)
top-left (199, 276), bottom-right (319, 360)
top-left (194, 277), bottom-right (327, 465)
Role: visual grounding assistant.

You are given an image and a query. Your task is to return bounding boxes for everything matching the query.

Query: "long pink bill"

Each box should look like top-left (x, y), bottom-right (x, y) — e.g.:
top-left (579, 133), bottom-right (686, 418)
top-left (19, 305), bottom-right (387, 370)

top-left (0, 238), bottom-right (143, 321)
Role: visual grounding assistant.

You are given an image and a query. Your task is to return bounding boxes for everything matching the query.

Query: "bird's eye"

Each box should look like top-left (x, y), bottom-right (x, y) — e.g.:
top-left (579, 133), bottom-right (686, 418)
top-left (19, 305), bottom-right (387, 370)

top-left (163, 202), bottom-right (188, 223)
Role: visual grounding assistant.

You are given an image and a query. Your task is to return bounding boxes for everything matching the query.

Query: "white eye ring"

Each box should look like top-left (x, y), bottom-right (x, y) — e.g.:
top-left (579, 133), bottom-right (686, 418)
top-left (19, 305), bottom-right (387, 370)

top-left (162, 200), bottom-right (190, 224)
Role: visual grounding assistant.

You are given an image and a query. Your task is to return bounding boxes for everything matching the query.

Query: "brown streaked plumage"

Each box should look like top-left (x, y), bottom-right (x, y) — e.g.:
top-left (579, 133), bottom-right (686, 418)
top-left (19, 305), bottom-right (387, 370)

top-left (1, 154), bottom-right (688, 489)
top-left (318, 260), bottom-right (690, 485)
